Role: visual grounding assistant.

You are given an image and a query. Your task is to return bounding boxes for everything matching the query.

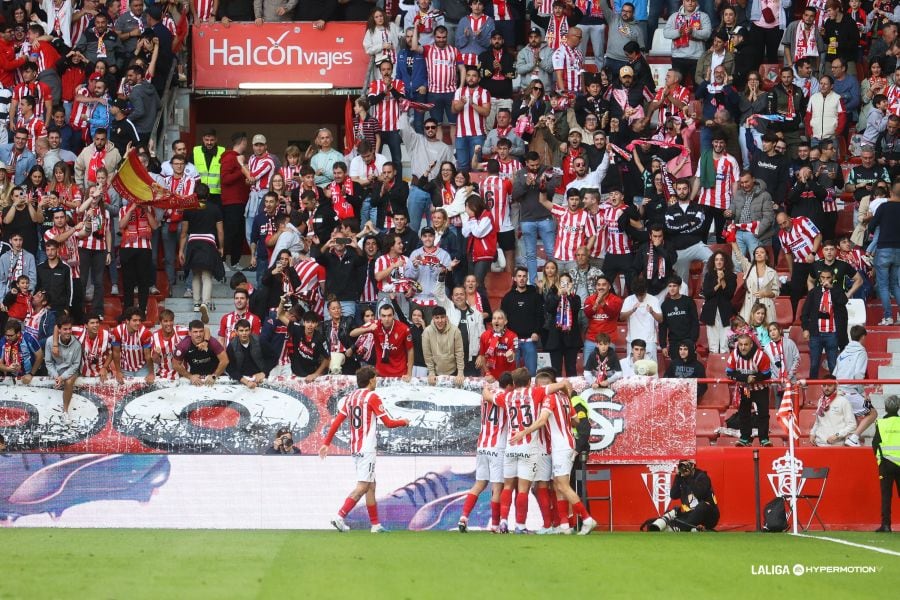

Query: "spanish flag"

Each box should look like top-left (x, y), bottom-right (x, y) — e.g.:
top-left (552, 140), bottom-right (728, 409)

top-left (112, 150), bottom-right (200, 211)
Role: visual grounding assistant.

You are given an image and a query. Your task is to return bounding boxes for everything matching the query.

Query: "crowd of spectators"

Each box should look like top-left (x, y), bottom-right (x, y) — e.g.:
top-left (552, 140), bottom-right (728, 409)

top-left (0, 1), bottom-right (897, 449)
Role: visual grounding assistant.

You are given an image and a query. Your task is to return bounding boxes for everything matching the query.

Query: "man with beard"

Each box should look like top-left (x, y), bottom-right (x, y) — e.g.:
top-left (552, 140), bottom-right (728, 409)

top-left (765, 67), bottom-right (806, 158)
top-left (665, 178), bottom-right (712, 283)
top-left (694, 132), bottom-right (740, 243)
top-left (633, 226), bottom-right (677, 300)
top-left (515, 27), bottom-right (554, 92)
top-left (478, 31), bottom-right (515, 130)
top-left (792, 58), bottom-right (820, 101)
top-left (600, 0), bottom-right (644, 78)
top-left (192, 129), bottom-right (225, 205)
top-left (782, 7), bottom-right (825, 72)
top-left (452, 65), bottom-right (492, 172)
top-left (726, 333), bottom-right (773, 447)
top-left (605, 66), bottom-right (653, 124)
top-left (481, 108), bottom-right (525, 159)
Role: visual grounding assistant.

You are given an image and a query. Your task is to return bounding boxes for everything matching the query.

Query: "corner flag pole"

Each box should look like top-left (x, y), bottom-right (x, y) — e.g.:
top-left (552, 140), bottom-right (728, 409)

top-left (788, 413), bottom-right (798, 535)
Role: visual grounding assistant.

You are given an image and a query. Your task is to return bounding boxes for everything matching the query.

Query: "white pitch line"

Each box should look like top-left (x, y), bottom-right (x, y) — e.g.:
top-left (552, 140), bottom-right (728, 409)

top-left (792, 533), bottom-right (900, 558)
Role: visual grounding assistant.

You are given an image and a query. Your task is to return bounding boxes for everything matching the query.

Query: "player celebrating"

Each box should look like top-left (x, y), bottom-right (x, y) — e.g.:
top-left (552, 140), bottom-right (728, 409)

top-left (319, 366), bottom-right (411, 533)
top-left (489, 367), bottom-right (569, 534)
top-left (512, 368), bottom-right (597, 535)
top-left (458, 371), bottom-right (512, 533)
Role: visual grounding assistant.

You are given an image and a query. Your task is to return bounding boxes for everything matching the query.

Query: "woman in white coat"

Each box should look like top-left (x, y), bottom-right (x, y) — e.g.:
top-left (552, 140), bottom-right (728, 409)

top-left (730, 241), bottom-right (780, 324)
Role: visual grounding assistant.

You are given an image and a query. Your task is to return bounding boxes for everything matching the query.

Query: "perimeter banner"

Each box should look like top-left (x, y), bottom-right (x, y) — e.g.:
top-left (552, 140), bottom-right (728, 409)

top-left (192, 22), bottom-right (369, 89)
top-left (0, 377), bottom-right (695, 461)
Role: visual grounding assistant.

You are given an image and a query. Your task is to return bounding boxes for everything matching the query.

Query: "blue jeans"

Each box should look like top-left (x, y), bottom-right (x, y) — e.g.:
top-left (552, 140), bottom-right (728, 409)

top-left (455, 134), bottom-right (484, 173)
top-left (808, 332), bottom-right (839, 379)
top-left (255, 254), bottom-right (268, 287)
top-left (516, 338), bottom-right (537, 376)
top-left (428, 91), bottom-right (456, 125)
top-left (874, 247), bottom-right (900, 320)
top-left (520, 218), bottom-right (557, 285)
top-left (360, 195), bottom-right (379, 230)
top-left (407, 185), bottom-right (433, 234)
top-left (339, 301), bottom-right (357, 319)
top-left (736, 230), bottom-right (760, 263)
top-left (407, 89), bottom-right (428, 134)
top-left (380, 130), bottom-right (403, 179)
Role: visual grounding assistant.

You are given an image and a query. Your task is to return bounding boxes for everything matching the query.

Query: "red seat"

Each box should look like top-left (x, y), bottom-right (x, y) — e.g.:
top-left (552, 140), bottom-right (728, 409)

top-left (695, 437), bottom-right (711, 446)
top-left (706, 354), bottom-right (729, 379)
top-left (696, 409), bottom-right (722, 440)
top-left (835, 209), bottom-right (854, 238)
top-left (794, 298), bottom-right (805, 325)
top-left (789, 325), bottom-right (809, 353)
top-left (797, 353), bottom-right (810, 379)
top-left (800, 385), bottom-right (823, 409)
top-left (798, 409), bottom-right (817, 436)
top-left (699, 383), bottom-right (732, 410)
top-left (484, 272), bottom-right (511, 297)
top-left (774, 297), bottom-right (793, 328)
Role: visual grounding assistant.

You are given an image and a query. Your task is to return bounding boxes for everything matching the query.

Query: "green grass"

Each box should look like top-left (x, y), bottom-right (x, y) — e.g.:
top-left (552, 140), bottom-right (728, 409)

top-left (2, 530), bottom-right (897, 599)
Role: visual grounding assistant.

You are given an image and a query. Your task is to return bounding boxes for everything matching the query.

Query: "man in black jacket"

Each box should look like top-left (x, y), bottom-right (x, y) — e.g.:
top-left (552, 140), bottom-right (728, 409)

top-left (36, 240), bottom-right (72, 318)
top-left (665, 178), bottom-right (712, 283)
top-left (632, 226), bottom-right (677, 298)
top-left (316, 234), bottom-right (365, 319)
top-left (478, 31), bottom-right (516, 129)
top-left (645, 459), bottom-right (719, 531)
top-left (663, 341), bottom-right (707, 400)
top-left (659, 275), bottom-right (699, 359)
top-left (370, 161), bottom-right (410, 231)
top-left (500, 267), bottom-right (544, 375)
top-left (801, 269), bottom-right (848, 378)
top-left (766, 67), bottom-right (807, 158)
top-left (227, 319), bottom-right (269, 387)
top-left (750, 133), bottom-right (789, 209)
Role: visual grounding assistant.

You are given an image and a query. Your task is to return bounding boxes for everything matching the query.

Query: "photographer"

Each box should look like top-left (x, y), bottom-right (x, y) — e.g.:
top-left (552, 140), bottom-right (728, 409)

top-left (265, 427), bottom-right (301, 455)
top-left (260, 250), bottom-right (301, 313)
top-left (644, 459), bottom-right (720, 532)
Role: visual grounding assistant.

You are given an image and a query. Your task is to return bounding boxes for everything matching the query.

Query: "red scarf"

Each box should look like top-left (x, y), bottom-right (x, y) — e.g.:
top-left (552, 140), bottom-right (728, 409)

top-left (556, 293), bottom-right (573, 332)
top-left (816, 391), bottom-right (837, 417)
top-left (87, 148), bottom-right (106, 184)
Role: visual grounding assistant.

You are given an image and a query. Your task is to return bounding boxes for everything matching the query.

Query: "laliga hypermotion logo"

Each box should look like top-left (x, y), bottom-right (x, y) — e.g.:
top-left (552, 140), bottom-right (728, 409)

top-left (768, 453), bottom-right (806, 498)
top-left (208, 26), bottom-right (354, 75)
top-left (583, 390), bottom-right (625, 451)
top-left (642, 463), bottom-right (676, 516)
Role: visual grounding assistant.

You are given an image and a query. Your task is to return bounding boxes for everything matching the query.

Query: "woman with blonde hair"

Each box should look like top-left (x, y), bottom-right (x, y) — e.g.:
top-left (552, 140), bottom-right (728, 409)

top-left (280, 145), bottom-right (303, 191)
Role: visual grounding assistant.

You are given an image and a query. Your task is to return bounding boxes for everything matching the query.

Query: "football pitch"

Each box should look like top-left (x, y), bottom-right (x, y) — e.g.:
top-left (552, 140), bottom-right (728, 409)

top-left (2, 530), bottom-right (898, 599)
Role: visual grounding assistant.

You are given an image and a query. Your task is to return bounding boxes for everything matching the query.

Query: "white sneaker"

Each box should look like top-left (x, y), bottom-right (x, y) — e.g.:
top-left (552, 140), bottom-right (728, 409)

top-left (535, 527), bottom-right (554, 535)
top-left (149, 286), bottom-right (160, 295)
top-left (370, 524), bottom-right (386, 533)
top-left (183, 288), bottom-right (193, 298)
top-left (878, 317), bottom-right (894, 326)
top-left (844, 433), bottom-right (860, 447)
top-left (457, 516), bottom-right (468, 533)
top-left (330, 516), bottom-right (350, 532)
top-left (199, 304), bottom-right (209, 324)
top-left (578, 517), bottom-right (597, 536)
top-left (558, 525), bottom-right (573, 535)
top-left (110, 285), bottom-right (119, 296)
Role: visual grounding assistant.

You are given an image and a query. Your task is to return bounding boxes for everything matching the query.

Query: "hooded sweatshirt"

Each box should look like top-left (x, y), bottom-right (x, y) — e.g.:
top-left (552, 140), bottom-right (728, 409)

top-left (664, 342), bottom-right (707, 398)
top-left (833, 340), bottom-right (868, 397)
top-left (44, 334), bottom-right (82, 379)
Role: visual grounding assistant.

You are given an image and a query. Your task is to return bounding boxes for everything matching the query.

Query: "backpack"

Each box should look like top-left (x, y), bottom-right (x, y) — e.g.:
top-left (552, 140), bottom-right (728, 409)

top-left (763, 496), bottom-right (787, 532)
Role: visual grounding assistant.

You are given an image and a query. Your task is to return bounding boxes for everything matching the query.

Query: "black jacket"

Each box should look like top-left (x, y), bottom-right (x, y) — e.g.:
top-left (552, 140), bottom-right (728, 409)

top-left (260, 266), bottom-right (302, 312)
top-left (750, 152), bottom-right (789, 208)
top-left (500, 285), bottom-right (545, 339)
top-left (370, 179), bottom-right (410, 231)
top-left (801, 284), bottom-right (849, 348)
top-left (316, 248), bottom-right (365, 301)
top-left (36, 259), bottom-right (72, 313)
top-left (671, 469), bottom-right (716, 505)
top-left (632, 241), bottom-right (677, 295)
top-left (700, 269), bottom-right (737, 326)
top-left (318, 316), bottom-right (358, 374)
top-left (226, 335), bottom-right (269, 380)
top-left (543, 289), bottom-right (582, 351)
top-left (478, 48), bottom-right (516, 99)
top-left (665, 201), bottom-right (708, 250)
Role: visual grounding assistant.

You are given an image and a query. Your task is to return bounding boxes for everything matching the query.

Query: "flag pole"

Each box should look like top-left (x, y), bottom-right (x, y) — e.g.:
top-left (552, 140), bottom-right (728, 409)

top-left (788, 413), bottom-right (798, 535)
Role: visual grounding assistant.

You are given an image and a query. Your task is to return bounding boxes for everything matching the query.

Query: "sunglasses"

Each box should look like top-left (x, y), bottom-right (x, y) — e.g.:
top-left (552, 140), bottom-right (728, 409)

top-left (424, 125), bottom-right (437, 130)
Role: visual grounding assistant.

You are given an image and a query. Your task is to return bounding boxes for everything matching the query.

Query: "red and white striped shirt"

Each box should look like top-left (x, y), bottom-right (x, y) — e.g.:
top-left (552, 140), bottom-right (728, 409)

top-left (74, 326), bottom-right (112, 377)
top-left (294, 259), bottom-right (325, 316)
top-left (43, 226), bottom-right (81, 279)
top-left (499, 385), bottom-right (548, 451)
top-left (598, 202), bottom-right (633, 255)
top-left (337, 389), bottom-right (391, 453)
top-left (16, 116), bottom-right (46, 152)
top-left (280, 164), bottom-right (302, 191)
top-left (481, 174), bottom-right (513, 232)
top-left (12, 81), bottom-right (51, 119)
top-left (551, 204), bottom-right (597, 261)
top-left (152, 326), bottom-right (190, 380)
top-left (368, 78), bottom-right (406, 132)
top-left (544, 15), bottom-right (570, 50)
top-left (77, 204), bottom-right (110, 251)
top-left (218, 311), bottom-right (261, 342)
top-left (496, 157), bottom-right (521, 177)
top-left (119, 205), bottom-right (153, 249)
top-left (697, 154), bottom-right (739, 210)
top-left (492, 0), bottom-right (513, 20)
top-left (361, 258), bottom-right (379, 303)
top-left (889, 84), bottom-right (900, 116)
top-left (374, 254), bottom-right (409, 291)
top-left (70, 85), bottom-right (94, 132)
top-left (193, 0), bottom-right (216, 21)
top-left (454, 85), bottom-right (491, 138)
top-left (778, 216), bottom-right (820, 262)
top-left (726, 348), bottom-right (771, 392)
top-left (551, 44), bottom-right (583, 93)
top-left (112, 323), bottom-right (152, 373)
top-left (543, 391), bottom-right (576, 451)
top-left (651, 85), bottom-right (692, 126)
top-left (248, 153), bottom-right (276, 192)
top-left (817, 288), bottom-right (836, 333)
top-left (478, 390), bottom-right (509, 450)
top-left (423, 44), bottom-right (462, 94)
top-left (588, 210), bottom-right (604, 258)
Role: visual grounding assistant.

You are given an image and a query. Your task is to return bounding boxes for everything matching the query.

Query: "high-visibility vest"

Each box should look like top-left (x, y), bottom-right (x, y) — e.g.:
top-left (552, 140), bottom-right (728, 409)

top-left (193, 145), bottom-right (225, 195)
top-left (571, 394), bottom-right (588, 438)
top-left (876, 415), bottom-right (900, 466)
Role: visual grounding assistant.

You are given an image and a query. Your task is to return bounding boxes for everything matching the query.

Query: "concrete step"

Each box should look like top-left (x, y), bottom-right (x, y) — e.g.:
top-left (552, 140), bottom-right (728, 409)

top-left (889, 338), bottom-right (900, 354)
top-left (878, 365), bottom-right (900, 379)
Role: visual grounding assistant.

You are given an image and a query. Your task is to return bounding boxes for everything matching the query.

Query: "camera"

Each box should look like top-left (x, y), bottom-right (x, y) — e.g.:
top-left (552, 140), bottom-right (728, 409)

top-left (280, 435), bottom-right (293, 448)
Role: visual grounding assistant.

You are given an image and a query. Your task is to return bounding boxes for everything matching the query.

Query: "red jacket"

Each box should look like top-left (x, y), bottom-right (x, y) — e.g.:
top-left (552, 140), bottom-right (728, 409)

top-left (0, 38), bottom-right (25, 88)
top-left (583, 292), bottom-right (623, 342)
top-left (220, 149), bottom-right (250, 207)
top-left (464, 211), bottom-right (497, 263)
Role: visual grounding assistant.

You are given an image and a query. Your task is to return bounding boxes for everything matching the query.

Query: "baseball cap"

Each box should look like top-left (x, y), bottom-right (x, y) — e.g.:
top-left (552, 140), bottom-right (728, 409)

top-left (619, 65), bottom-right (634, 77)
top-left (110, 98), bottom-right (129, 111)
top-left (421, 226), bottom-right (436, 236)
top-left (0, 161), bottom-right (6, 170)
top-left (252, 134), bottom-right (267, 145)
top-left (529, 27), bottom-right (542, 36)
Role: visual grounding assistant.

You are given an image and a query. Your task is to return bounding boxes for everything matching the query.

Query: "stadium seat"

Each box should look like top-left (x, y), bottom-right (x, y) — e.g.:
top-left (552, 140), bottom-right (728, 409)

top-left (484, 272), bottom-right (511, 297)
top-left (699, 383), bottom-right (731, 410)
top-left (835, 210), bottom-right (854, 238)
top-left (774, 297), bottom-right (793, 328)
top-left (695, 437), bottom-right (711, 446)
top-left (705, 354), bottom-right (729, 379)
top-left (798, 409), bottom-right (817, 436)
top-left (696, 409), bottom-right (722, 441)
